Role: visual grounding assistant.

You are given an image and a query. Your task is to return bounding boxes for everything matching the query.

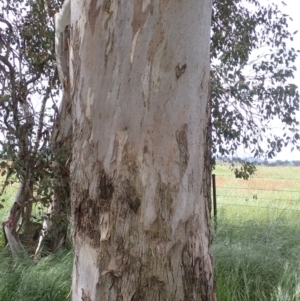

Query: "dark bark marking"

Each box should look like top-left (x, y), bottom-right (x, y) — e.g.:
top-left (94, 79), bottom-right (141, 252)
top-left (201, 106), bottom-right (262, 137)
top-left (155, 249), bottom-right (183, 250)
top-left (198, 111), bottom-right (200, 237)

top-left (81, 288), bottom-right (91, 301)
top-left (176, 124), bottom-right (189, 178)
top-left (99, 170), bottom-right (114, 201)
top-left (74, 165), bottom-right (114, 242)
top-left (88, 0), bottom-right (101, 35)
top-left (105, 29), bottom-right (115, 65)
top-left (176, 63), bottom-right (187, 79)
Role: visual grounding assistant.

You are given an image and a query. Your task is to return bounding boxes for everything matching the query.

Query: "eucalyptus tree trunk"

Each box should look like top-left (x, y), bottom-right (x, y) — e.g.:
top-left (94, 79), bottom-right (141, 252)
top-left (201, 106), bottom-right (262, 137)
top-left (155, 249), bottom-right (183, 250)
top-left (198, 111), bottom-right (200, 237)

top-left (70, 1), bottom-right (215, 300)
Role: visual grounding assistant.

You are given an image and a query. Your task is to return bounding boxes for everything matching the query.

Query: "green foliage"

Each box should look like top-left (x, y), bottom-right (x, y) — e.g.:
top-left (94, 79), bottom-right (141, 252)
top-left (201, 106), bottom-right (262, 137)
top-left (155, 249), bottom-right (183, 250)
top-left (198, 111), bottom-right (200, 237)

top-left (232, 161), bottom-right (257, 179)
top-left (211, 0), bottom-right (299, 163)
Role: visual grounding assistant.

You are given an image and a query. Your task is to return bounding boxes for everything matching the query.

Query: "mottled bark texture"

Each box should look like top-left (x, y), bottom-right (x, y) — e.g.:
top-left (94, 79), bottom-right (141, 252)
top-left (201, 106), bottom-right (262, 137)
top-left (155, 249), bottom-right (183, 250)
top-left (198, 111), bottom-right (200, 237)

top-left (70, 1), bottom-right (215, 300)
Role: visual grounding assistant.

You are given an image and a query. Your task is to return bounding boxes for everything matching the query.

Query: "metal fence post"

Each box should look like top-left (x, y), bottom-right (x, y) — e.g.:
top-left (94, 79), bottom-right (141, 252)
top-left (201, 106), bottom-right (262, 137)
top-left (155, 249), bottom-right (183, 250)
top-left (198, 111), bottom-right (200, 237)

top-left (212, 174), bottom-right (217, 230)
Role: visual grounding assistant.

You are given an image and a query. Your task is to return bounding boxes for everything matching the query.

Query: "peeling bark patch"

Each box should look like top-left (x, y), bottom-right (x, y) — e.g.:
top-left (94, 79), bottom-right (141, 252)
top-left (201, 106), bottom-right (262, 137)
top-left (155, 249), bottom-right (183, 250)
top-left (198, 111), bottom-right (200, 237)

top-left (120, 180), bottom-right (141, 213)
top-left (182, 244), bottom-right (205, 301)
top-left (176, 124), bottom-right (189, 178)
top-left (176, 63), bottom-right (187, 79)
top-left (102, 235), bottom-right (124, 277)
top-left (74, 198), bottom-right (101, 246)
top-left (132, 0), bottom-right (152, 38)
top-left (148, 21), bottom-right (164, 62)
top-left (145, 176), bottom-right (175, 243)
top-left (103, 0), bottom-right (113, 13)
top-left (88, 0), bottom-right (101, 34)
top-left (113, 142), bottom-right (141, 214)
top-left (81, 288), bottom-right (91, 301)
top-left (130, 28), bottom-right (140, 63)
top-left (132, 276), bottom-right (166, 301)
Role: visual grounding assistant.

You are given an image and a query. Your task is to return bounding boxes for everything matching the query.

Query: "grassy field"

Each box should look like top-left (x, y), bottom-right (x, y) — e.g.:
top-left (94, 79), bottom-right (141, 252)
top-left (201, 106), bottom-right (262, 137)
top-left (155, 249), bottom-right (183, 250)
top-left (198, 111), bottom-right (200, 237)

top-left (1, 165), bottom-right (300, 300)
top-left (213, 164), bottom-right (300, 300)
top-left (213, 164), bottom-right (300, 220)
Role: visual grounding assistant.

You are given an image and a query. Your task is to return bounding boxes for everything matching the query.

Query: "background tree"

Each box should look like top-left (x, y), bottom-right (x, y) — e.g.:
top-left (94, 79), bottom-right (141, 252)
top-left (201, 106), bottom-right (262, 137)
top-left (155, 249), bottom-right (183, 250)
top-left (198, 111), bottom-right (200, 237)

top-left (0, 0), bottom-right (69, 254)
top-left (69, 0), bottom-right (215, 300)
top-left (211, 0), bottom-right (299, 177)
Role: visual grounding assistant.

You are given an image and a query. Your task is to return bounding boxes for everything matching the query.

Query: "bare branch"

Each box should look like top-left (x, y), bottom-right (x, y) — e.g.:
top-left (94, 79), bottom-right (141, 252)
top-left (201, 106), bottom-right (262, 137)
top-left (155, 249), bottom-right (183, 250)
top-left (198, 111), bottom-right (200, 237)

top-left (33, 77), bottom-right (53, 153)
top-left (0, 17), bottom-right (13, 59)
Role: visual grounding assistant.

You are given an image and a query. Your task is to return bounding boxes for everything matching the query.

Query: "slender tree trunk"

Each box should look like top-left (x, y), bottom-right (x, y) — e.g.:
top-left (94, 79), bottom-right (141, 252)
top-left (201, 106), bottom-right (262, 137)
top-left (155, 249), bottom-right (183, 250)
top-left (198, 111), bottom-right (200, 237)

top-left (70, 1), bottom-right (215, 300)
top-left (35, 9), bottom-right (72, 255)
top-left (34, 106), bottom-right (72, 256)
top-left (3, 179), bottom-right (31, 254)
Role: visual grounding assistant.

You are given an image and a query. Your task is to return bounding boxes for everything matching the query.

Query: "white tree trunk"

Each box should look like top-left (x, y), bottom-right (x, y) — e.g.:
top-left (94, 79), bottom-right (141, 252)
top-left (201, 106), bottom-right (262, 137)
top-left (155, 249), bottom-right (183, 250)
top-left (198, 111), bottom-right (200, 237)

top-left (70, 1), bottom-right (215, 300)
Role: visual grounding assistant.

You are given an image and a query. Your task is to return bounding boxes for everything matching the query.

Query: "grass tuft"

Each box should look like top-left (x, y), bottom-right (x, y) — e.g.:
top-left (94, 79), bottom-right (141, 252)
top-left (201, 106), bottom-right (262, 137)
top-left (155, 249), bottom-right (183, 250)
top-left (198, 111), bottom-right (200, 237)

top-left (213, 207), bottom-right (300, 301)
top-left (0, 249), bottom-right (72, 301)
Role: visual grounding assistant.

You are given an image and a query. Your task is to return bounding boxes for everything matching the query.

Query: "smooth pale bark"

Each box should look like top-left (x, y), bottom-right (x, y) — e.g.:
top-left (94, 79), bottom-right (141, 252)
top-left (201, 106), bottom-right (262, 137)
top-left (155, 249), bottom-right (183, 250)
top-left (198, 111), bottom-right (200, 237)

top-left (70, 1), bottom-right (215, 300)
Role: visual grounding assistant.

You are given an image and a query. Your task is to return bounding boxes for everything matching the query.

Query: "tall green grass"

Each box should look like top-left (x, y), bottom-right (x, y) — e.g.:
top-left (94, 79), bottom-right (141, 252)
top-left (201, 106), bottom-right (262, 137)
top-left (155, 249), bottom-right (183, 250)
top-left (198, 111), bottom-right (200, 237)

top-left (1, 165), bottom-right (300, 300)
top-left (213, 198), bottom-right (300, 300)
top-left (0, 249), bottom-right (72, 301)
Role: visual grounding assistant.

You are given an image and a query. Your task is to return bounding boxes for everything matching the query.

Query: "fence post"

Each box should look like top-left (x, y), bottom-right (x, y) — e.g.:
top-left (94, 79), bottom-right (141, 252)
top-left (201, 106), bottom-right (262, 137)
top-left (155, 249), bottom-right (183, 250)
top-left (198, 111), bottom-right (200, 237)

top-left (212, 174), bottom-right (217, 230)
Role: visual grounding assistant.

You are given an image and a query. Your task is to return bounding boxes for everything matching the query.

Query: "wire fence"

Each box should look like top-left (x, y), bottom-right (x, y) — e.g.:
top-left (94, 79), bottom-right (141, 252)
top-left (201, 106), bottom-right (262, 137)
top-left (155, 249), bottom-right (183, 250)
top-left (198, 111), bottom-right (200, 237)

top-left (211, 173), bottom-right (300, 225)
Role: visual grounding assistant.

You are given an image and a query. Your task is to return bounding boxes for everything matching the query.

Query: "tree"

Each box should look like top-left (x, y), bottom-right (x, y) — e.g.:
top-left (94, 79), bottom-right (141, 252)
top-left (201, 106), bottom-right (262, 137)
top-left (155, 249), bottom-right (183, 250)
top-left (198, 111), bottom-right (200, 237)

top-left (0, 0), bottom-right (70, 255)
top-left (211, 0), bottom-right (299, 176)
top-left (69, 1), bottom-right (215, 300)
